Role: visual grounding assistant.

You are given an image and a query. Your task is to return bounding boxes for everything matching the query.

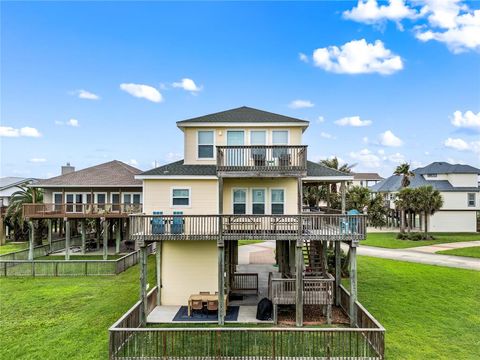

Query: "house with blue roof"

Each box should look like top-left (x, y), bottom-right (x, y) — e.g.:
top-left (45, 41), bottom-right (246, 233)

top-left (370, 162), bottom-right (480, 232)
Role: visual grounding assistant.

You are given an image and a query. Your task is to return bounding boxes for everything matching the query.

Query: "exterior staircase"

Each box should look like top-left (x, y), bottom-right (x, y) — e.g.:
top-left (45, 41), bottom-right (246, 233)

top-left (303, 239), bottom-right (326, 277)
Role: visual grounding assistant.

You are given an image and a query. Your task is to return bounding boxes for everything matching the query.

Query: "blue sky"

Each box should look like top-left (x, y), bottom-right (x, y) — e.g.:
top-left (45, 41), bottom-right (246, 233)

top-left (1, 1), bottom-right (479, 178)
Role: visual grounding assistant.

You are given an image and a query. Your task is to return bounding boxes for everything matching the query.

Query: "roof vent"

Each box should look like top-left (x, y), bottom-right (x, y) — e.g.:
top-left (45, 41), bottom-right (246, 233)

top-left (61, 163), bottom-right (75, 175)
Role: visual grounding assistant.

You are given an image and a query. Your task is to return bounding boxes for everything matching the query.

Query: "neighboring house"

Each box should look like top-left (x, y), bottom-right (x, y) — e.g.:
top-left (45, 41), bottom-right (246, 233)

top-left (349, 173), bottom-right (383, 188)
top-left (0, 177), bottom-right (39, 207)
top-left (370, 162), bottom-right (480, 232)
top-left (24, 160), bottom-right (143, 255)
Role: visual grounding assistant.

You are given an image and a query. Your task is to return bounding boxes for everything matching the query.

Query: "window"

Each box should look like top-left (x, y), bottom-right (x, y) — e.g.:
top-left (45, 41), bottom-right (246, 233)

top-left (467, 193), bottom-right (476, 207)
top-left (172, 188), bottom-right (190, 207)
top-left (250, 130), bottom-right (266, 145)
top-left (53, 193), bottom-right (62, 204)
top-left (271, 189), bottom-right (285, 215)
top-left (95, 193), bottom-right (106, 204)
top-left (233, 189), bottom-right (247, 214)
top-left (123, 193), bottom-right (142, 204)
top-left (198, 131), bottom-right (214, 159)
top-left (252, 189), bottom-right (265, 214)
top-left (272, 130), bottom-right (288, 145)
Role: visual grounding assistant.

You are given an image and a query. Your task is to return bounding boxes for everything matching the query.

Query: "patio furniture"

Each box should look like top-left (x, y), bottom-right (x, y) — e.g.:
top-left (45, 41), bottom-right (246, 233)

top-left (190, 300), bottom-right (204, 315)
top-left (188, 293), bottom-right (228, 317)
top-left (172, 211), bottom-right (184, 234)
top-left (151, 211), bottom-right (165, 234)
top-left (207, 300), bottom-right (218, 313)
top-left (200, 291), bottom-right (210, 295)
top-left (251, 148), bottom-right (266, 166)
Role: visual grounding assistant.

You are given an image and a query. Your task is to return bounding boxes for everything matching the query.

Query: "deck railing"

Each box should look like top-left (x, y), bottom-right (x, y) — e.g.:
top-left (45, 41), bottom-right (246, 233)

top-left (130, 214), bottom-right (367, 244)
top-left (23, 203), bottom-right (143, 219)
top-left (270, 274), bottom-right (334, 305)
top-left (0, 236), bottom-right (82, 261)
top-left (232, 273), bottom-right (259, 293)
top-left (109, 286), bottom-right (384, 360)
top-left (217, 145), bottom-right (307, 174)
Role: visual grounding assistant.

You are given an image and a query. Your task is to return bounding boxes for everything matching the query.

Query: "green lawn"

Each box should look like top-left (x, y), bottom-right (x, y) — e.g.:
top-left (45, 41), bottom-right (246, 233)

top-left (363, 232), bottom-right (480, 249)
top-left (437, 246), bottom-right (480, 259)
top-left (0, 242), bottom-right (28, 254)
top-left (1, 256), bottom-right (479, 359)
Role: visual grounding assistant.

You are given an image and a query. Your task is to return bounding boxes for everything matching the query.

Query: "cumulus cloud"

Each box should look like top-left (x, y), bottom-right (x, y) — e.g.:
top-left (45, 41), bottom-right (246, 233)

top-left (451, 110), bottom-right (480, 129)
top-left (334, 116), bottom-right (372, 127)
top-left (172, 78), bottom-right (203, 93)
top-left (74, 89), bottom-right (100, 100)
top-left (343, 0), bottom-right (418, 28)
top-left (120, 83), bottom-right (163, 103)
top-left (320, 132), bottom-right (336, 139)
top-left (444, 137), bottom-right (479, 153)
top-left (349, 148), bottom-right (381, 168)
top-left (387, 152), bottom-right (406, 163)
top-left (289, 100), bottom-right (315, 109)
top-left (316, 116), bottom-right (325, 124)
top-left (29, 158), bottom-right (47, 163)
top-left (379, 130), bottom-right (403, 147)
top-left (55, 118), bottom-right (79, 127)
top-left (0, 126), bottom-right (41, 138)
top-left (299, 52), bottom-right (309, 63)
top-left (312, 39), bottom-right (403, 75)
top-left (126, 159), bottom-right (139, 166)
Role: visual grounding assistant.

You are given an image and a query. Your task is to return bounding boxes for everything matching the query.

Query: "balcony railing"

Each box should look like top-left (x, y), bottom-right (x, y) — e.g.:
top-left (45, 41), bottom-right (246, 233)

top-left (23, 203), bottom-right (142, 219)
top-left (216, 145), bottom-right (307, 175)
top-left (130, 214), bottom-right (366, 244)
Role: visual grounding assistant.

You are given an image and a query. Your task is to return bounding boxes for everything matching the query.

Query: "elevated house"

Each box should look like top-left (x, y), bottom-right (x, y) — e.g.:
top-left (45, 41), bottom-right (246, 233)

top-left (109, 107), bottom-right (385, 359)
top-left (371, 162), bottom-right (480, 232)
top-left (23, 160), bottom-right (143, 258)
top-left (350, 172), bottom-right (384, 188)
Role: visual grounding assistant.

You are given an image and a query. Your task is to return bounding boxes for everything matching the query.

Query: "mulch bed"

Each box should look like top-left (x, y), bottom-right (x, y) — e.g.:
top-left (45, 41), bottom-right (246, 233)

top-left (277, 305), bottom-right (350, 326)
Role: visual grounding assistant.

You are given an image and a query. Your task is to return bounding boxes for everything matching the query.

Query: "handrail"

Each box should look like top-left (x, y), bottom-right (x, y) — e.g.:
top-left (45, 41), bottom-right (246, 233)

top-left (23, 203), bottom-right (143, 218)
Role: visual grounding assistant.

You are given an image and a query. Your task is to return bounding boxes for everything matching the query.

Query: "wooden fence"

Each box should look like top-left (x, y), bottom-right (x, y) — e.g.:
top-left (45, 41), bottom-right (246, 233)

top-left (270, 274), bottom-right (334, 305)
top-left (109, 285), bottom-right (385, 359)
top-left (0, 236), bottom-right (82, 261)
top-left (0, 244), bottom-right (154, 277)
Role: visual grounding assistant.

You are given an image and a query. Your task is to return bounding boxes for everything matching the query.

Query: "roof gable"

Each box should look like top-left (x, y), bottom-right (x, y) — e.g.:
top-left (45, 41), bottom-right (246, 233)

top-left (414, 162), bottom-right (480, 175)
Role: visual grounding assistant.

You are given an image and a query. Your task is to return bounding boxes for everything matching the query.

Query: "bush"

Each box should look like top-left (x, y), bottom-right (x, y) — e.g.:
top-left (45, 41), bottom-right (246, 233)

top-left (396, 232), bottom-right (435, 241)
top-left (326, 247), bottom-right (348, 277)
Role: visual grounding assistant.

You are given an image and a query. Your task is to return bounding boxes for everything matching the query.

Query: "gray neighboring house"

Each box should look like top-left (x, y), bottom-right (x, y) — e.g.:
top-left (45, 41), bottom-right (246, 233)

top-left (0, 177), bottom-right (39, 207)
top-left (350, 173), bottom-right (384, 188)
top-left (370, 162), bottom-right (480, 232)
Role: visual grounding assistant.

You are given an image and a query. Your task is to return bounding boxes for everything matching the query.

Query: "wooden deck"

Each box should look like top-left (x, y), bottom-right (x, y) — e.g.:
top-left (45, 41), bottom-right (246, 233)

top-left (130, 214), bottom-right (366, 244)
top-left (23, 203), bottom-right (142, 219)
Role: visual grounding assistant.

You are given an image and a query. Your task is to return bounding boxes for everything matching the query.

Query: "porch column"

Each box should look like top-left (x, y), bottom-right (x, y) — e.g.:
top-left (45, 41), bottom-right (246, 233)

top-left (115, 220), bottom-right (121, 254)
top-left (47, 219), bottom-right (52, 250)
top-left (340, 181), bottom-right (346, 214)
top-left (297, 178), bottom-right (303, 212)
top-left (65, 218), bottom-right (70, 260)
top-left (139, 245), bottom-right (148, 326)
top-left (295, 237), bottom-right (304, 327)
top-left (28, 220), bottom-right (34, 260)
top-left (96, 219), bottom-right (101, 250)
top-left (335, 242), bottom-right (341, 306)
top-left (0, 216), bottom-right (5, 246)
top-left (156, 241), bottom-right (162, 306)
top-left (289, 240), bottom-right (296, 276)
top-left (225, 241), bottom-right (231, 294)
top-left (349, 243), bottom-right (358, 327)
top-left (103, 218), bottom-right (108, 260)
top-left (218, 238), bottom-right (225, 325)
top-left (218, 177), bottom-right (224, 214)
top-left (80, 219), bottom-right (86, 254)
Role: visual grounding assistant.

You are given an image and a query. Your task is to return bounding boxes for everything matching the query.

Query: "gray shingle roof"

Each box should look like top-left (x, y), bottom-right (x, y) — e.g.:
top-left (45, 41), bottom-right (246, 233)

top-left (0, 177), bottom-right (38, 190)
top-left (353, 172), bottom-right (384, 181)
top-left (140, 160), bottom-right (351, 178)
top-left (177, 106), bottom-right (309, 125)
top-left (32, 161), bottom-right (142, 187)
top-left (414, 162), bottom-right (480, 175)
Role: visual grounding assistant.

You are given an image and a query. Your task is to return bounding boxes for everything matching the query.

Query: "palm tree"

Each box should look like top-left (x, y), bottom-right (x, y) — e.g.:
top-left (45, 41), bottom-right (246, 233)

top-left (6, 186), bottom-right (43, 243)
top-left (393, 163), bottom-right (415, 232)
top-left (346, 186), bottom-right (370, 211)
top-left (319, 157), bottom-right (356, 196)
top-left (416, 186), bottom-right (443, 236)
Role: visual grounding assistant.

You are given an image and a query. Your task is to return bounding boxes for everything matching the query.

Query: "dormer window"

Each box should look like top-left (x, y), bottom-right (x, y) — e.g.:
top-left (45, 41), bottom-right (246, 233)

top-left (198, 130), bottom-right (214, 159)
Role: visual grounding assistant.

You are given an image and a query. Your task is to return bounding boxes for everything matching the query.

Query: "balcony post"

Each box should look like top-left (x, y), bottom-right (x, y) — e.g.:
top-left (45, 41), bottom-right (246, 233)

top-left (103, 218), bottom-right (108, 260)
top-left (156, 241), bottom-right (162, 306)
top-left (297, 178), bottom-right (303, 212)
top-left (28, 220), bottom-right (34, 260)
top-left (349, 243), bottom-right (358, 326)
top-left (335, 241), bottom-right (341, 306)
top-left (80, 219), bottom-right (86, 254)
top-left (218, 177), bottom-right (223, 214)
top-left (65, 218), bottom-right (70, 260)
top-left (341, 181), bottom-right (346, 214)
top-left (217, 239), bottom-right (225, 325)
top-left (115, 220), bottom-right (121, 254)
top-left (295, 237), bottom-right (304, 327)
top-left (139, 245), bottom-right (148, 326)
top-left (47, 219), bottom-right (52, 249)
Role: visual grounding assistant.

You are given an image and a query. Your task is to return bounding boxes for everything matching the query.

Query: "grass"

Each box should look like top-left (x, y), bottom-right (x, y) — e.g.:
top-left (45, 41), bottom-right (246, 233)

top-left (238, 240), bottom-right (265, 246)
top-left (437, 246), bottom-right (480, 259)
top-left (362, 232), bottom-right (480, 249)
top-left (0, 242), bottom-right (28, 254)
top-left (1, 256), bottom-right (479, 359)
top-left (36, 254), bottom-right (124, 260)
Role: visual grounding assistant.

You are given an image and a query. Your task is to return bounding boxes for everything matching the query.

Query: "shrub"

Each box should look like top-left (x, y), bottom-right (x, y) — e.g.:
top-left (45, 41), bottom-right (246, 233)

top-left (396, 232), bottom-right (435, 241)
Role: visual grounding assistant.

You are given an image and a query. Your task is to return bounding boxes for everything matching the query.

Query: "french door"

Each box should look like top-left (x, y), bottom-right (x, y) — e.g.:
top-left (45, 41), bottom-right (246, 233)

top-left (227, 130), bottom-right (245, 166)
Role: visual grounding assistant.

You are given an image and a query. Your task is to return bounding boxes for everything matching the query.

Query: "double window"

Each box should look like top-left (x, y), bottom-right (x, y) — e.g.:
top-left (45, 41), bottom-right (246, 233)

top-left (123, 193), bottom-right (141, 204)
top-left (232, 188), bottom-right (285, 215)
top-left (172, 188), bottom-right (190, 207)
top-left (198, 131), bottom-right (214, 159)
top-left (467, 193), bottom-right (476, 207)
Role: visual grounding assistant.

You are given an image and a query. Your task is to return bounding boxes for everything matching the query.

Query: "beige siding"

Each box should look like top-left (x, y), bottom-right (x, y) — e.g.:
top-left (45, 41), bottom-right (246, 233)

top-left (143, 179), bottom-right (218, 215)
top-left (447, 174), bottom-right (478, 187)
top-left (428, 211), bottom-right (477, 232)
top-left (184, 127), bottom-right (304, 165)
top-left (161, 240), bottom-right (218, 305)
top-left (223, 178), bottom-right (298, 214)
top-left (441, 192), bottom-right (479, 210)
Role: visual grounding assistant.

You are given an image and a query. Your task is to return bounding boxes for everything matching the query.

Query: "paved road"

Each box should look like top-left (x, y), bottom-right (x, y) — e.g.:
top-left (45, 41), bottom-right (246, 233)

top-left (411, 240), bottom-right (480, 253)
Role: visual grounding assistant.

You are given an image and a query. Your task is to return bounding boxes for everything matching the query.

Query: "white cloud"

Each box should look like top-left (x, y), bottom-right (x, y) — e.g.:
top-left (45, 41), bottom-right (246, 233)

top-left (120, 83), bottom-right (163, 103)
top-left (335, 116), bottom-right (372, 127)
top-left (444, 137), bottom-right (469, 151)
top-left (126, 159), bottom-right (138, 166)
top-left (172, 78), bottom-right (203, 93)
top-left (320, 131), bottom-right (336, 139)
top-left (29, 158), bottom-right (47, 163)
top-left (67, 118), bottom-right (79, 127)
top-left (74, 89), bottom-right (100, 100)
top-left (0, 126), bottom-right (41, 138)
top-left (363, 136), bottom-right (370, 144)
top-left (165, 152), bottom-right (183, 162)
top-left (316, 116), bottom-right (325, 124)
top-left (288, 100), bottom-right (314, 109)
top-left (451, 110), bottom-right (480, 129)
top-left (349, 148), bottom-right (381, 168)
top-left (387, 152), bottom-right (406, 163)
top-left (312, 39), bottom-right (403, 75)
top-left (343, 0), bottom-right (418, 27)
top-left (379, 130), bottom-right (403, 147)
top-left (299, 52), bottom-right (309, 63)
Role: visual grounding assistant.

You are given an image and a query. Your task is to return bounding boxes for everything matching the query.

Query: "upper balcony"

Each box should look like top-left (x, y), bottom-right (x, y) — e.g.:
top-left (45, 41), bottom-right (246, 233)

top-left (216, 145), bottom-right (307, 177)
top-left (23, 203), bottom-right (142, 219)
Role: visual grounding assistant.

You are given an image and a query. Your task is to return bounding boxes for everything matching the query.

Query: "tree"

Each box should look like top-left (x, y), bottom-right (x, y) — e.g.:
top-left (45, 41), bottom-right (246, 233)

top-left (303, 185), bottom-right (326, 208)
top-left (319, 157), bottom-right (356, 194)
top-left (367, 194), bottom-right (388, 228)
top-left (393, 163), bottom-right (415, 232)
top-left (416, 186), bottom-right (443, 236)
top-left (395, 188), bottom-right (418, 232)
top-left (346, 186), bottom-right (370, 211)
top-left (6, 186), bottom-right (44, 243)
